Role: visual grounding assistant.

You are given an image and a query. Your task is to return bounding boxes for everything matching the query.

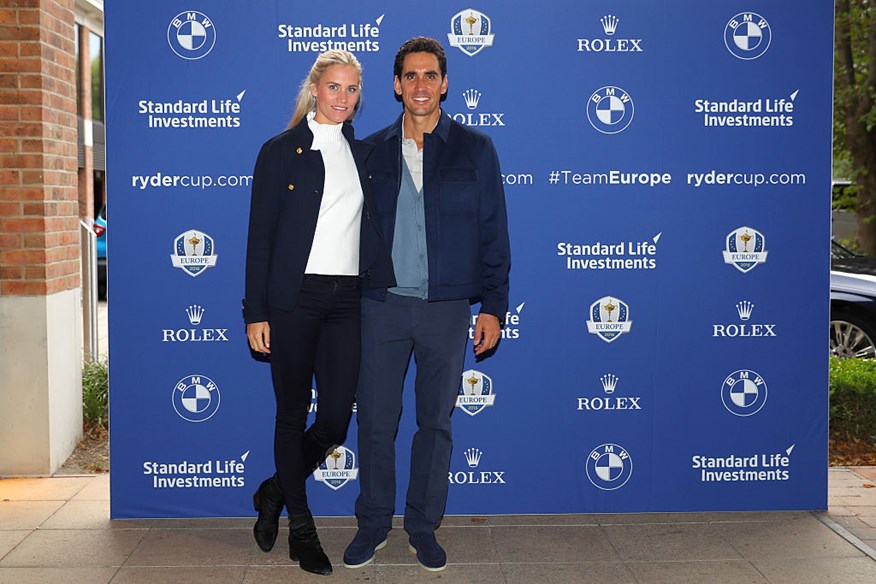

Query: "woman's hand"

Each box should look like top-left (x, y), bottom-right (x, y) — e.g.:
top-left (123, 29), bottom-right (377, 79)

top-left (247, 321), bottom-right (271, 354)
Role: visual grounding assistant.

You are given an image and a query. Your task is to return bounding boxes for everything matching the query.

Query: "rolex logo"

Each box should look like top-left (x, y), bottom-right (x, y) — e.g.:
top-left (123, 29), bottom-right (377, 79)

top-left (712, 300), bottom-right (776, 338)
top-left (186, 305), bottom-right (204, 325)
top-left (601, 15), bottom-right (619, 35)
top-left (578, 370), bottom-right (642, 412)
top-left (600, 373), bottom-right (618, 395)
top-left (462, 88), bottom-right (481, 110)
top-left (452, 89), bottom-right (505, 127)
top-left (162, 304), bottom-right (229, 343)
top-left (736, 300), bottom-right (754, 321)
top-left (577, 15), bottom-right (643, 53)
top-left (464, 447), bottom-right (483, 468)
top-left (449, 447), bottom-right (506, 485)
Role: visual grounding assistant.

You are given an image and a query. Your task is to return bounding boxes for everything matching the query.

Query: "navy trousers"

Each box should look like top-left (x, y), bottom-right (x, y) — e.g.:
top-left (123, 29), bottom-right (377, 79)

top-left (268, 274), bottom-right (360, 515)
top-left (354, 293), bottom-right (470, 534)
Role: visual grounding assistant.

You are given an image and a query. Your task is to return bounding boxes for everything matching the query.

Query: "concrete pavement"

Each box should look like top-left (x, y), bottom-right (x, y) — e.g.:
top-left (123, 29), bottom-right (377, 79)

top-left (1, 468), bottom-right (875, 583)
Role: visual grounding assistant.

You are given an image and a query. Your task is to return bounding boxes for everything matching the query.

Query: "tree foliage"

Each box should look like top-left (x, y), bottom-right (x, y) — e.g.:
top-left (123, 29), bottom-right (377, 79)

top-left (835, 1), bottom-right (876, 253)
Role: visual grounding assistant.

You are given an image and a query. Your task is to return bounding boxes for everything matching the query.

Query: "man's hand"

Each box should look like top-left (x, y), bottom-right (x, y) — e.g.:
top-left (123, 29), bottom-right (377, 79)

top-left (472, 313), bottom-right (500, 356)
top-left (247, 321), bottom-right (271, 354)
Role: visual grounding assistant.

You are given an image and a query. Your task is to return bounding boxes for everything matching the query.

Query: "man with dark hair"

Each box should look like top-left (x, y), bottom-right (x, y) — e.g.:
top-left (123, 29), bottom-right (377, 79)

top-left (392, 36), bottom-right (447, 80)
top-left (343, 37), bottom-right (510, 572)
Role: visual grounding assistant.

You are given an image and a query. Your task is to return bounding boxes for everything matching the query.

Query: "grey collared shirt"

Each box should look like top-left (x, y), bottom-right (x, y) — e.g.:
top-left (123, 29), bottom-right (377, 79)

top-left (389, 140), bottom-right (429, 299)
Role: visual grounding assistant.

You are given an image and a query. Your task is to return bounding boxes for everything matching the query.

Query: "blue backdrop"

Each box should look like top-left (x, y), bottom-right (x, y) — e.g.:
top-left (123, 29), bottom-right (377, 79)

top-left (106, 1), bottom-right (833, 518)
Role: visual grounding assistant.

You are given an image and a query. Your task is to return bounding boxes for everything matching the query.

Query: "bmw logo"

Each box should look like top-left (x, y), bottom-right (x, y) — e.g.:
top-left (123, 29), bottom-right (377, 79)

top-left (172, 375), bottom-right (221, 422)
top-left (587, 86), bottom-right (634, 134)
top-left (724, 13), bottom-right (771, 60)
top-left (586, 443), bottom-right (633, 490)
top-left (168, 11), bottom-right (217, 60)
top-left (721, 370), bottom-right (768, 417)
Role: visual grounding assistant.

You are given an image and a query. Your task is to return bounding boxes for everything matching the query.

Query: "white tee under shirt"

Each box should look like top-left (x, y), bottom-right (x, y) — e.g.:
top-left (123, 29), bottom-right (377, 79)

top-left (304, 112), bottom-right (363, 275)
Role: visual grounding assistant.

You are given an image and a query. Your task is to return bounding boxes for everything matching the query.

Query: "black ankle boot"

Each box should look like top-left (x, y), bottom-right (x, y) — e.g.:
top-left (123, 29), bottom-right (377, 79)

top-left (288, 512), bottom-right (332, 575)
top-left (252, 475), bottom-right (284, 552)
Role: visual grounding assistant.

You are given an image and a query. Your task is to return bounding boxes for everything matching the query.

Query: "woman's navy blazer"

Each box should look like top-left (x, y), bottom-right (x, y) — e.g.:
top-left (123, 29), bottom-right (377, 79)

top-left (243, 120), bottom-right (395, 324)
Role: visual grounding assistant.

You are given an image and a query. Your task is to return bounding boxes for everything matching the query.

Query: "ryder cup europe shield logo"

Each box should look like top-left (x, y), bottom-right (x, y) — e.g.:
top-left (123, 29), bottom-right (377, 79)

top-left (448, 9), bottom-right (495, 57)
top-left (723, 226), bottom-right (767, 273)
top-left (171, 229), bottom-right (218, 277)
top-left (586, 296), bottom-right (632, 343)
top-left (313, 446), bottom-right (359, 490)
top-left (456, 369), bottom-right (496, 416)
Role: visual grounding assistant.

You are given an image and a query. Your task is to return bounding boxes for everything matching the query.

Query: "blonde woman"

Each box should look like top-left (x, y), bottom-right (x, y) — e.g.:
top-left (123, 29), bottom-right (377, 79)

top-left (244, 50), bottom-right (394, 576)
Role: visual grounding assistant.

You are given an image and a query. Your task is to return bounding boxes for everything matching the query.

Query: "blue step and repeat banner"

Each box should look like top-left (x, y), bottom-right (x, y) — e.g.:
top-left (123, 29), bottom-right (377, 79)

top-left (106, 2), bottom-right (833, 518)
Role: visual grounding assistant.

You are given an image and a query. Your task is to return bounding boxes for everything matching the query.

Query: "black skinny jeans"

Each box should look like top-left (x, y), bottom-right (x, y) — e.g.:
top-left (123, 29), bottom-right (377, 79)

top-left (268, 274), bottom-right (360, 515)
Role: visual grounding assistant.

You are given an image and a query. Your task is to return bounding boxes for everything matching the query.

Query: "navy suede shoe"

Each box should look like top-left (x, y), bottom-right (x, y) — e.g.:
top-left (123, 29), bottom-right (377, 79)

top-left (407, 531), bottom-right (447, 572)
top-left (343, 528), bottom-right (388, 568)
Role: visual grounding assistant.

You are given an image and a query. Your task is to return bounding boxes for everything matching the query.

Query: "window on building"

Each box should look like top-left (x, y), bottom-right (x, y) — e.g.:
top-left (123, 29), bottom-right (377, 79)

top-left (75, 25), bottom-right (81, 117)
top-left (90, 31), bottom-right (103, 122)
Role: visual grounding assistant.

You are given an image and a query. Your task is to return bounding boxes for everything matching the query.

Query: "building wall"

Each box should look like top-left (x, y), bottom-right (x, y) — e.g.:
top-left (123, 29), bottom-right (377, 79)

top-left (0, 0), bottom-right (84, 475)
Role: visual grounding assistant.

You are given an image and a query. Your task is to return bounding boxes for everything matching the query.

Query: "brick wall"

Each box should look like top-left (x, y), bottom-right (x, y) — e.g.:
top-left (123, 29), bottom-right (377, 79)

top-left (0, 0), bottom-right (80, 296)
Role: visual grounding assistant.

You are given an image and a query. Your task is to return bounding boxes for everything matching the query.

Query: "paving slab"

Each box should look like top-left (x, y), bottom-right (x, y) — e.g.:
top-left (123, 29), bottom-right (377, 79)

top-left (377, 563), bottom-right (505, 583)
top-left (0, 477), bottom-right (91, 501)
top-left (0, 567), bottom-right (117, 584)
top-left (0, 531), bottom-right (29, 560)
top-left (124, 528), bottom-right (264, 567)
top-left (110, 566), bottom-right (246, 584)
top-left (313, 515), bottom-right (358, 528)
top-left (0, 501), bottom-right (64, 530)
top-left (153, 518), bottom-right (255, 530)
top-left (852, 467), bottom-right (876, 482)
top-left (720, 514), bottom-right (865, 561)
top-left (603, 522), bottom-right (743, 562)
top-left (491, 525), bottom-right (619, 564)
top-left (598, 511), bottom-right (806, 526)
top-left (71, 474), bottom-right (109, 502)
top-left (626, 560), bottom-right (768, 584)
top-left (503, 562), bottom-right (635, 584)
top-left (850, 526), bottom-right (876, 540)
top-left (477, 513), bottom-right (601, 526)
top-left (41, 500), bottom-right (115, 530)
top-left (245, 565), bottom-right (376, 583)
top-left (0, 529), bottom-right (147, 567)
top-left (752, 556), bottom-right (876, 583)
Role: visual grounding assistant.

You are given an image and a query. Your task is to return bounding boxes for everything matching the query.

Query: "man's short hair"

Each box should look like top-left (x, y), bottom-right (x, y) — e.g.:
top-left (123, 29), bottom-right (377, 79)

top-left (393, 37), bottom-right (447, 79)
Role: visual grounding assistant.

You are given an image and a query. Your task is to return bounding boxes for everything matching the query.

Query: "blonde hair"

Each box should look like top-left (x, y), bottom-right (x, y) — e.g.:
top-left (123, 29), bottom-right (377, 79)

top-left (287, 50), bottom-right (363, 129)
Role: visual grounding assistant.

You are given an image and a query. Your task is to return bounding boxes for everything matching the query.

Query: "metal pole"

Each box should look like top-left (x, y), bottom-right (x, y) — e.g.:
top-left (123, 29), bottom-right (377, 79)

top-left (79, 220), bottom-right (98, 362)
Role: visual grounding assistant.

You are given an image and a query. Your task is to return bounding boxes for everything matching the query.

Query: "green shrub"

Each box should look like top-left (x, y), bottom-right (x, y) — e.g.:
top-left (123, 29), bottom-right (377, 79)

top-left (82, 360), bottom-right (108, 434)
top-left (829, 356), bottom-right (876, 441)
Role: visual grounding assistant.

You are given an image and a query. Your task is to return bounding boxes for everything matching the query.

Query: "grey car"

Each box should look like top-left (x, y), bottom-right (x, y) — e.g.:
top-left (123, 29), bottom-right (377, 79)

top-left (831, 240), bottom-right (876, 359)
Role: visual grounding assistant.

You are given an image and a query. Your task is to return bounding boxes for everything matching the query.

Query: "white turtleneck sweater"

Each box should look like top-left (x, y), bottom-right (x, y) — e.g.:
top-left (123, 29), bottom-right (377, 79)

top-left (304, 112), bottom-right (363, 276)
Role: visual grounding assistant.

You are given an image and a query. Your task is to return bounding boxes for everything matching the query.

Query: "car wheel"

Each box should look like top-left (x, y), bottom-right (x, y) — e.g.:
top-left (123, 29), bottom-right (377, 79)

top-left (830, 309), bottom-right (876, 359)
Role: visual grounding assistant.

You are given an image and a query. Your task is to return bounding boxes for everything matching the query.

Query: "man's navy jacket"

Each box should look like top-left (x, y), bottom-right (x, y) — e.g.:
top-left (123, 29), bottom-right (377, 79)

top-left (363, 112), bottom-right (511, 320)
top-left (243, 120), bottom-right (395, 324)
